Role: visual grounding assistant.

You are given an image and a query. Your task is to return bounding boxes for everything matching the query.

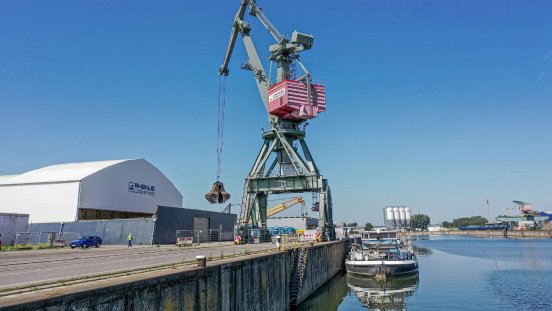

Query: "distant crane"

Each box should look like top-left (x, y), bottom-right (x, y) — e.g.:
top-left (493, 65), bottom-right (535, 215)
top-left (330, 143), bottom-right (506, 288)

top-left (267, 197), bottom-right (305, 217)
top-left (513, 200), bottom-right (533, 215)
top-left (218, 0), bottom-right (334, 243)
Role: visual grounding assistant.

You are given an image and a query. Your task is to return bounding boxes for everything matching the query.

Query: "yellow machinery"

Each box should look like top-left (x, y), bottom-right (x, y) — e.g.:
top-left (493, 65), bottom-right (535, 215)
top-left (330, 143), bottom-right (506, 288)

top-left (235, 197), bottom-right (304, 244)
top-left (267, 197), bottom-right (305, 217)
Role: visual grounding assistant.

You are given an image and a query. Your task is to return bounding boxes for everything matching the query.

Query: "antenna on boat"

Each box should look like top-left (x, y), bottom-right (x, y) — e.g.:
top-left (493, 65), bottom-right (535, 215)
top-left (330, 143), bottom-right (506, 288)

top-left (486, 198), bottom-right (492, 223)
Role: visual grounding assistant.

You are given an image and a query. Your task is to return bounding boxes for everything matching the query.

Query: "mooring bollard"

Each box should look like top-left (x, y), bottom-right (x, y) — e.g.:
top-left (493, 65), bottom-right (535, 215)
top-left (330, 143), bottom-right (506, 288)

top-left (276, 235), bottom-right (282, 251)
top-left (196, 255), bottom-right (206, 268)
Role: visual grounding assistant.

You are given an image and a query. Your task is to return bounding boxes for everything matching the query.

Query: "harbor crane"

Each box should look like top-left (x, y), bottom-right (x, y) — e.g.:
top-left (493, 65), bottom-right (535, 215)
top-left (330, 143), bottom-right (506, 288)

top-left (218, 0), bottom-right (335, 243)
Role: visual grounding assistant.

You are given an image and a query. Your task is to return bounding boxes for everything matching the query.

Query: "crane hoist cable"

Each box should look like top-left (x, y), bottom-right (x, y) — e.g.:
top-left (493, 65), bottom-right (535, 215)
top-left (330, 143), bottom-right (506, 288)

top-left (205, 76), bottom-right (230, 204)
top-left (216, 75), bottom-right (226, 181)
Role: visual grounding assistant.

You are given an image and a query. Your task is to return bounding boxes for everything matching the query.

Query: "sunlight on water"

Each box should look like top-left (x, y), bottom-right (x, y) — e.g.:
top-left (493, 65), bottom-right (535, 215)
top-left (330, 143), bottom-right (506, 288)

top-left (298, 236), bottom-right (552, 311)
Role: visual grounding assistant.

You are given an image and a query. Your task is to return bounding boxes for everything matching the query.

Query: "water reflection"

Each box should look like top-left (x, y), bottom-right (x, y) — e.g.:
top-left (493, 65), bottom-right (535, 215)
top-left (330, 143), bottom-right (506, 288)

top-left (301, 237), bottom-right (552, 310)
top-left (296, 272), bottom-right (349, 311)
top-left (412, 244), bottom-right (433, 256)
top-left (346, 274), bottom-right (419, 310)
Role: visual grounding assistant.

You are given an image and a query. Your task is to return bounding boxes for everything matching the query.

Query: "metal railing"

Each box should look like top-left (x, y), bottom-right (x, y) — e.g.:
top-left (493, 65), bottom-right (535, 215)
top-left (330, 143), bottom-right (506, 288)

top-left (277, 234), bottom-right (316, 251)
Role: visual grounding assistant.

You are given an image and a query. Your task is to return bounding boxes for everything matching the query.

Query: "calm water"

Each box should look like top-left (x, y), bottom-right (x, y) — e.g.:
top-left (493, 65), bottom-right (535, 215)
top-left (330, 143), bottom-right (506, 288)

top-left (298, 236), bottom-right (552, 310)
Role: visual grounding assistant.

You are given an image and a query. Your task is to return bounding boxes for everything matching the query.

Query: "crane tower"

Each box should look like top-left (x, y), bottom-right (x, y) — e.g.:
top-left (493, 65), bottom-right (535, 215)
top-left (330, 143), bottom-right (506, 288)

top-left (219, 0), bottom-right (335, 243)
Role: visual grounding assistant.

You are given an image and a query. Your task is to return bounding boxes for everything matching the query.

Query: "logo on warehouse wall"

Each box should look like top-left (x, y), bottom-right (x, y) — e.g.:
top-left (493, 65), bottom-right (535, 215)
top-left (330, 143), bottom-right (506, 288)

top-left (128, 182), bottom-right (155, 196)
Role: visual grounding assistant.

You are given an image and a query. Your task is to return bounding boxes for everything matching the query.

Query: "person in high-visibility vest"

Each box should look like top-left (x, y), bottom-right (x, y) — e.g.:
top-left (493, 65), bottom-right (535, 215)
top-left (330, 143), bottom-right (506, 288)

top-left (127, 233), bottom-right (133, 247)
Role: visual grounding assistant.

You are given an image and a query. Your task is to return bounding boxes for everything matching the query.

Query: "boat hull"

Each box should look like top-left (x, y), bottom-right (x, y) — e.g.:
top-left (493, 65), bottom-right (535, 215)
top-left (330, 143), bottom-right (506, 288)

top-left (345, 259), bottom-right (418, 277)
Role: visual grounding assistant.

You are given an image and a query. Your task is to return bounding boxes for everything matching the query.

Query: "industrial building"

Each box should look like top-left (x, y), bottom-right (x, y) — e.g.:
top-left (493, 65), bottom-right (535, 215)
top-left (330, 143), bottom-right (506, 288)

top-left (0, 159), bottom-right (183, 223)
top-left (0, 159), bottom-right (236, 245)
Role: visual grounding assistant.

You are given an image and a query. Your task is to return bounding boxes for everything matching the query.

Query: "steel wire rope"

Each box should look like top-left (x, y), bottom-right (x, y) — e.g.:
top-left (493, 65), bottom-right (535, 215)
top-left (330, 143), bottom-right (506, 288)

top-left (216, 76), bottom-right (227, 181)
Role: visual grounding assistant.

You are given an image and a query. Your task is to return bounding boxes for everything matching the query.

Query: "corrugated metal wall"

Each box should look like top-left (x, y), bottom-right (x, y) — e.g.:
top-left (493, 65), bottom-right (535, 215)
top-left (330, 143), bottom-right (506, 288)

top-left (153, 206), bottom-right (236, 244)
top-left (30, 219), bottom-right (155, 245)
top-left (0, 213), bottom-right (29, 246)
top-left (27, 206), bottom-right (236, 245)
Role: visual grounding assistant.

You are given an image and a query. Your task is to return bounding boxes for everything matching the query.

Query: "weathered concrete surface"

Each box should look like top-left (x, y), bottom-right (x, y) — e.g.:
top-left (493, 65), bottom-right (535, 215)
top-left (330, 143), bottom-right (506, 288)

top-left (295, 241), bottom-right (347, 305)
top-left (403, 230), bottom-right (552, 238)
top-left (0, 243), bottom-right (276, 289)
top-left (0, 240), bottom-right (347, 311)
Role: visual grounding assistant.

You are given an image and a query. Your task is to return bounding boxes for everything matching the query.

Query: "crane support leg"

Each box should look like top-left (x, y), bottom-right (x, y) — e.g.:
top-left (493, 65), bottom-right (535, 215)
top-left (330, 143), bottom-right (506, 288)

top-left (236, 120), bottom-right (335, 243)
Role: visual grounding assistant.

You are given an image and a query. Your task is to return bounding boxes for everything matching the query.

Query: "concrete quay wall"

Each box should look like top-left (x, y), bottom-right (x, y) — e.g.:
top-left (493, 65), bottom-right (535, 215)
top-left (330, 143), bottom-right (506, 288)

top-left (295, 240), bottom-right (347, 305)
top-left (2, 241), bottom-right (347, 311)
top-left (403, 230), bottom-right (552, 238)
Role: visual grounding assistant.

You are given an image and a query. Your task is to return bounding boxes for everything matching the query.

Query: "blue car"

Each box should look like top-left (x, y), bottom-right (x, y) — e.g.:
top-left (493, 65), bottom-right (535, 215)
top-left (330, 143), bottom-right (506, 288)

top-left (70, 236), bottom-right (102, 249)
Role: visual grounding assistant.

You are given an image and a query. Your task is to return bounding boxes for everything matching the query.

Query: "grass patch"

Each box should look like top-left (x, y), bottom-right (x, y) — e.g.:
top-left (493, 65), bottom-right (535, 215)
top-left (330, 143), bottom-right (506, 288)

top-left (1, 243), bottom-right (58, 252)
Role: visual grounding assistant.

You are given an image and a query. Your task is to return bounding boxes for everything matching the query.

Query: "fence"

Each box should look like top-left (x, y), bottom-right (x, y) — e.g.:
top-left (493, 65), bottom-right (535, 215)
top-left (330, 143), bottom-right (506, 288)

top-left (278, 234), bottom-right (316, 251)
top-left (176, 229), bottom-right (231, 245)
top-left (15, 232), bottom-right (81, 246)
top-left (176, 230), bottom-right (193, 246)
top-left (299, 230), bottom-right (318, 242)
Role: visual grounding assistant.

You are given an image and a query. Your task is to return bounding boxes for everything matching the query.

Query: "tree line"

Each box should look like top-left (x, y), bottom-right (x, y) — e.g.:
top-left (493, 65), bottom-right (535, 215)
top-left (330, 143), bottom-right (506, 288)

top-left (344, 214), bottom-right (432, 231)
top-left (345, 214), bottom-right (490, 231)
top-left (441, 216), bottom-right (487, 228)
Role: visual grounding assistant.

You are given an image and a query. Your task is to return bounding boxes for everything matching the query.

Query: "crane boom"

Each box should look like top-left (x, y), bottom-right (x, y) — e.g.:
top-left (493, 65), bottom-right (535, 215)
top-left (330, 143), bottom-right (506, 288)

top-left (219, 1), bottom-right (248, 76)
top-left (267, 197), bottom-right (305, 217)
top-left (247, 1), bottom-right (286, 44)
top-left (219, 0), bottom-right (271, 109)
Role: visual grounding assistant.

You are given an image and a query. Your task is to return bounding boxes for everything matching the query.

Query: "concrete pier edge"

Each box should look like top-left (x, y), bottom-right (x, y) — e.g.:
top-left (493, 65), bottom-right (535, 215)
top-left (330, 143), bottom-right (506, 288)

top-left (0, 240), bottom-right (347, 311)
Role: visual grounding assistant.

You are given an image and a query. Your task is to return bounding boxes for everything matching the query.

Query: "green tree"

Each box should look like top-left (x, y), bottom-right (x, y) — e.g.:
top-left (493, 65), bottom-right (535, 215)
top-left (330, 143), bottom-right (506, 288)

top-left (451, 216), bottom-right (487, 228)
top-left (364, 223), bottom-right (374, 231)
top-left (411, 214), bottom-right (431, 230)
top-left (442, 221), bottom-right (452, 228)
top-left (347, 222), bottom-right (358, 227)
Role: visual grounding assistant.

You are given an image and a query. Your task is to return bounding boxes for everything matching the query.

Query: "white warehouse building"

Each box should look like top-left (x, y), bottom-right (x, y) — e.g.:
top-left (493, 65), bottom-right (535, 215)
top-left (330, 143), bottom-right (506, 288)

top-left (0, 159), bottom-right (183, 223)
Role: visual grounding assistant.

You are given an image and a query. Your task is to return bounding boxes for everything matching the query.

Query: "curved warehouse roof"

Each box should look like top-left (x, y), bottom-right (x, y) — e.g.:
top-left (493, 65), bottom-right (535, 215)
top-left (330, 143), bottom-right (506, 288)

top-left (0, 175), bottom-right (19, 183)
top-left (0, 159), bottom-right (129, 185)
top-left (0, 159), bottom-right (183, 223)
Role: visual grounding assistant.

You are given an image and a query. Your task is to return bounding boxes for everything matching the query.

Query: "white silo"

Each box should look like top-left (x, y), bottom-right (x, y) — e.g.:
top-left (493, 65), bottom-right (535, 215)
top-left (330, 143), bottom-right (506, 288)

top-left (399, 207), bottom-right (406, 227)
top-left (404, 207), bottom-right (411, 226)
top-left (393, 207), bottom-right (400, 227)
top-left (385, 206), bottom-right (395, 228)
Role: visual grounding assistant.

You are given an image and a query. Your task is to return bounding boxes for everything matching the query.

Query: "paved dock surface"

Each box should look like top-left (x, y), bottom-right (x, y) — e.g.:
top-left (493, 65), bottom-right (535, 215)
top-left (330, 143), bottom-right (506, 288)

top-left (0, 242), bottom-right (276, 290)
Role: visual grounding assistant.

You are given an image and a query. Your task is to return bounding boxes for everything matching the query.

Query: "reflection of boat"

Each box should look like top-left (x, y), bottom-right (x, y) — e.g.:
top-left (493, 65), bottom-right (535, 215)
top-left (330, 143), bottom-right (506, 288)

top-left (412, 244), bottom-right (433, 256)
top-left (346, 230), bottom-right (418, 277)
top-left (296, 272), bottom-right (349, 311)
top-left (346, 274), bottom-right (419, 310)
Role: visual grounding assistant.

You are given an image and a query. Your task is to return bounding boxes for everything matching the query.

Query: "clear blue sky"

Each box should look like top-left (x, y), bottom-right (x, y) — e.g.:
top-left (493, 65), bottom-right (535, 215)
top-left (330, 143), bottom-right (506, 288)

top-left (1, 1), bottom-right (551, 224)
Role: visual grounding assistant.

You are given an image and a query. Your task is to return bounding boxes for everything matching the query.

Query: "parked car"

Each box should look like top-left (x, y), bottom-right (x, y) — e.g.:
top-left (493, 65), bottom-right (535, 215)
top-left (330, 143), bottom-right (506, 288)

top-left (70, 236), bottom-right (102, 248)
